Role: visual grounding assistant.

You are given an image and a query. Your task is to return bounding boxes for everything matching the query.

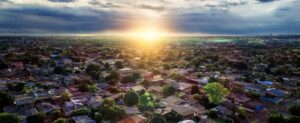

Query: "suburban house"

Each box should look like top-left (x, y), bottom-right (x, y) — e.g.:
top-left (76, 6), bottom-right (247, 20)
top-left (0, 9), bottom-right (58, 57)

top-left (171, 104), bottom-right (204, 119)
top-left (260, 88), bottom-right (286, 104)
top-left (72, 115), bottom-right (96, 123)
top-left (242, 100), bottom-right (265, 113)
top-left (256, 79), bottom-right (273, 86)
top-left (118, 114), bottom-right (147, 123)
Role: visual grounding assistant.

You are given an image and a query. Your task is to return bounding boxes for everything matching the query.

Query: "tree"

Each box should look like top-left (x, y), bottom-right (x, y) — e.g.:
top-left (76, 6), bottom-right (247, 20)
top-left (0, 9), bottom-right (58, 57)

top-left (268, 111), bottom-right (285, 123)
top-left (149, 114), bottom-right (167, 123)
top-left (7, 82), bottom-right (25, 92)
top-left (78, 83), bottom-right (89, 92)
top-left (108, 87), bottom-right (120, 94)
top-left (289, 104), bottom-right (300, 117)
top-left (0, 92), bottom-right (14, 111)
top-left (208, 77), bottom-right (219, 83)
top-left (104, 63), bottom-right (110, 70)
top-left (139, 92), bottom-right (155, 112)
top-left (207, 110), bottom-right (218, 118)
top-left (105, 71), bottom-right (120, 82)
top-left (88, 84), bottom-right (98, 93)
top-left (49, 110), bottom-right (61, 120)
top-left (124, 90), bottom-right (139, 106)
top-left (51, 118), bottom-right (67, 123)
top-left (287, 116), bottom-right (300, 123)
top-left (162, 85), bottom-right (176, 97)
top-left (194, 94), bottom-right (216, 109)
top-left (152, 69), bottom-right (160, 75)
top-left (141, 80), bottom-right (151, 88)
top-left (59, 91), bottom-right (72, 101)
top-left (0, 60), bottom-right (8, 70)
top-left (169, 73), bottom-right (185, 80)
top-left (191, 85), bottom-right (200, 94)
top-left (53, 66), bottom-right (64, 74)
top-left (0, 113), bottom-right (20, 123)
top-left (204, 82), bottom-right (229, 104)
top-left (86, 64), bottom-right (101, 79)
top-left (71, 108), bottom-right (90, 116)
top-left (4, 52), bottom-right (16, 62)
top-left (193, 93), bottom-right (201, 100)
top-left (132, 72), bottom-right (141, 81)
top-left (121, 75), bottom-right (135, 84)
top-left (94, 112), bottom-right (102, 123)
top-left (163, 63), bottom-right (171, 70)
top-left (114, 61), bottom-right (124, 69)
top-left (14, 82), bottom-right (25, 92)
top-left (26, 113), bottom-right (45, 123)
top-left (237, 106), bottom-right (248, 119)
top-left (99, 98), bottom-right (125, 122)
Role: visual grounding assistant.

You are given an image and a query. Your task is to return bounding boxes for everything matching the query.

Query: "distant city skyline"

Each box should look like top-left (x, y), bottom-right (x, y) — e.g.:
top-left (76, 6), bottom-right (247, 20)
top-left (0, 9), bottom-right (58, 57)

top-left (0, 0), bottom-right (300, 36)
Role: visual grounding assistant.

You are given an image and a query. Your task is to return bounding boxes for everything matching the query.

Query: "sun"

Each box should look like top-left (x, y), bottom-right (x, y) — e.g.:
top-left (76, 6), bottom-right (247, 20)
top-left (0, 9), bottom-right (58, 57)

top-left (125, 27), bottom-right (169, 43)
top-left (136, 30), bottom-right (162, 42)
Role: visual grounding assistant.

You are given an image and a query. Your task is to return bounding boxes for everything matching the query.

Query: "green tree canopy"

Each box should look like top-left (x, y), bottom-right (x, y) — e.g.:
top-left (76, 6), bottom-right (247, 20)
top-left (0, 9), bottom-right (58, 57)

top-left (163, 63), bottom-right (171, 70)
top-left (0, 113), bottom-right (20, 123)
top-left (86, 64), bottom-right (101, 79)
top-left (0, 60), bottom-right (9, 70)
top-left (141, 80), bottom-right (151, 88)
top-left (51, 118), bottom-right (67, 123)
top-left (26, 113), bottom-right (45, 123)
top-left (53, 66), bottom-right (71, 75)
top-left (204, 82), bottom-right (229, 104)
top-left (71, 108), bottom-right (90, 116)
top-left (149, 114), bottom-right (167, 123)
top-left (286, 116), bottom-right (300, 123)
top-left (114, 61), bottom-right (124, 69)
top-left (99, 98), bottom-right (125, 122)
top-left (94, 112), bottom-right (102, 123)
top-left (0, 92), bottom-right (14, 111)
top-left (88, 84), bottom-right (98, 93)
top-left (191, 85), bottom-right (200, 94)
top-left (162, 84), bottom-right (176, 97)
top-left (289, 104), bottom-right (300, 117)
top-left (268, 111), bottom-right (285, 123)
top-left (105, 71), bottom-right (120, 82)
top-left (59, 91), bottom-right (72, 101)
top-left (124, 90), bottom-right (139, 106)
top-left (7, 82), bottom-right (25, 92)
top-left (121, 75), bottom-right (135, 84)
top-left (139, 92), bottom-right (155, 112)
top-left (132, 72), bottom-right (141, 81)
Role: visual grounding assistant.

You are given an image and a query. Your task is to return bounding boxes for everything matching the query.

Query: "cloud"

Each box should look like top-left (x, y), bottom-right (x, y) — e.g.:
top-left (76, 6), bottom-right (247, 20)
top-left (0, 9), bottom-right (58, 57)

top-left (88, 0), bottom-right (121, 8)
top-left (277, 7), bottom-right (290, 11)
top-left (48, 0), bottom-right (76, 3)
top-left (138, 4), bottom-right (165, 12)
top-left (0, 5), bottom-right (127, 34)
top-left (0, 0), bottom-right (299, 35)
top-left (257, 0), bottom-right (276, 3)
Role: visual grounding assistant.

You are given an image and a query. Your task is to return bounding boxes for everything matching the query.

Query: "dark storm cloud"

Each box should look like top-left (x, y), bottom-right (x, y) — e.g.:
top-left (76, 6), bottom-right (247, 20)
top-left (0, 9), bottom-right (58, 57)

top-left (0, 0), bottom-right (299, 35)
top-left (48, 0), bottom-right (76, 3)
top-left (0, 6), bottom-right (126, 34)
top-left (257, 0), bottom-right (276, 3)
top-left (168, 11), bottom-right (300, 35)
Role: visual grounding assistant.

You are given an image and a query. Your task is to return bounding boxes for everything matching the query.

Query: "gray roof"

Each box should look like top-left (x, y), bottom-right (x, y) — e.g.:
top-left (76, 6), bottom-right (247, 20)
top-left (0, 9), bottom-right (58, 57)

top-left (15, 95), bottom-right (35, 105)
top-left (164, 96), bottom-right (183, 105)
top-left (72, 115), bottom-right (96, 123)
top-left (172, 105), bottom-right (199, 116)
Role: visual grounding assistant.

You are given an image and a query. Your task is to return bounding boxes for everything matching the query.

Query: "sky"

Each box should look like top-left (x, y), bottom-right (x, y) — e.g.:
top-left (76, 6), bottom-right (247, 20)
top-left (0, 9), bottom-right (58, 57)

top-left (0, 0), bottom-right (299, 36)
